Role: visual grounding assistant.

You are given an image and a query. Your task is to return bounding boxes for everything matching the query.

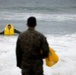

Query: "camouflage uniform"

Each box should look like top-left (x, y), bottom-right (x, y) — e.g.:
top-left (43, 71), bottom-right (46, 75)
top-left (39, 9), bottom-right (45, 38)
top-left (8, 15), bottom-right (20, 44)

top-left (16, 28), bottom-right (49, 75)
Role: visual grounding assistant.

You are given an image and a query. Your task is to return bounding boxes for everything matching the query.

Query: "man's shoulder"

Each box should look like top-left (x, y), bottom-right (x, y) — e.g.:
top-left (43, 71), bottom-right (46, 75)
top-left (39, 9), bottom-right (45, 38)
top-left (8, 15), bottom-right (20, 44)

top-left (35, 30), bottom-right (46, 38)
top-left (18, 30), bottom-right (45, 39)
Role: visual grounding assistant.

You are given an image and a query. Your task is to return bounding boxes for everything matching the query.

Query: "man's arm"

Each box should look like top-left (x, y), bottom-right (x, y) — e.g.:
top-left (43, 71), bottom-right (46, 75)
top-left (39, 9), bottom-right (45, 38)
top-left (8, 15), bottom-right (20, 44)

top-left (0, 31), bottom-right (4, 35)
top-left (16, 37), bottom-right (22, 68)
top-left (41, 36), bottom-right (50, 59)
top-left (14, 29), bottom-right (21, 34)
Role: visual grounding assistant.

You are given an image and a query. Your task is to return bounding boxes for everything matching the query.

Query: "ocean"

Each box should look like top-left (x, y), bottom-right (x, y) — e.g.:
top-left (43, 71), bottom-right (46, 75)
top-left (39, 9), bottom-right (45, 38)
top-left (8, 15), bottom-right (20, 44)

top-left (0, 0), bottom-right (76, 35)
top-left (0, 0), bottom-right (76, 75)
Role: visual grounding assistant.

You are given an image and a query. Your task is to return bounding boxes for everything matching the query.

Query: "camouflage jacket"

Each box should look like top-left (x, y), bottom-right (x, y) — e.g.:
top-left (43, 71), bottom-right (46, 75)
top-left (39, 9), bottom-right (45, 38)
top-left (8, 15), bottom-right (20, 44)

top-left (16, 28), bottom-right (49, 68)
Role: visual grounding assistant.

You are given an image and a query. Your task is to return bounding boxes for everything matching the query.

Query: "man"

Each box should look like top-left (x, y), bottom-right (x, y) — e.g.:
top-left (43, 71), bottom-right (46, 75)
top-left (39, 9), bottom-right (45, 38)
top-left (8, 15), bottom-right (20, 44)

top-left (0, 24), bottom-right (21, 35)
top-left (16, 16), bottom-right (49, 75)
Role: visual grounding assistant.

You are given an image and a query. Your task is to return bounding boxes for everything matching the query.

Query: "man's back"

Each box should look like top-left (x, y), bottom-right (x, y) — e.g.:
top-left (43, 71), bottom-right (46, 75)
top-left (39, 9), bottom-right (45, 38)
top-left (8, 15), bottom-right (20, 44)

top-left (18, 29), bottom-right (48, 59)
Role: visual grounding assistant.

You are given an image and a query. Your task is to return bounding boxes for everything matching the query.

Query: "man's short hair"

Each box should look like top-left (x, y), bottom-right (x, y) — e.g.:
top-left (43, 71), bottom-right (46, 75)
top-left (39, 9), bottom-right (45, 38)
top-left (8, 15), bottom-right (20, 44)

top-left (27, 16), bottom-right (37, 27)
top-left (8, 24), bottom-right (11, 26)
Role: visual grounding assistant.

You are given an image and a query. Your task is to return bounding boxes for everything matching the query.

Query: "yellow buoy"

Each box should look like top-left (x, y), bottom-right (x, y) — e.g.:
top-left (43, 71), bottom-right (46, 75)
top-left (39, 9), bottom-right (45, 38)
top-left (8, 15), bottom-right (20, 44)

top-left (45, 48), bottom-right (59, 67)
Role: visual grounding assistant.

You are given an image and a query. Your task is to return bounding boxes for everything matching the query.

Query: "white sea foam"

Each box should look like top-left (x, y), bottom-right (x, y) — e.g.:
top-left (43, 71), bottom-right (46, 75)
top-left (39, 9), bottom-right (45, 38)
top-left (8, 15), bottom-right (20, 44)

top-left (0, 12), bottom-right (76, 21)
top-left (0, 33), bottom-right (76, 75)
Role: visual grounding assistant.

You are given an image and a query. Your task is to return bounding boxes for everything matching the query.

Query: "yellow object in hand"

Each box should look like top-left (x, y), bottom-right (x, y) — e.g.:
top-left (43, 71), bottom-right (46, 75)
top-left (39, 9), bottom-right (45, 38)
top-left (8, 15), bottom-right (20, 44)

top-left (45, 48), bottom-right (59, 67)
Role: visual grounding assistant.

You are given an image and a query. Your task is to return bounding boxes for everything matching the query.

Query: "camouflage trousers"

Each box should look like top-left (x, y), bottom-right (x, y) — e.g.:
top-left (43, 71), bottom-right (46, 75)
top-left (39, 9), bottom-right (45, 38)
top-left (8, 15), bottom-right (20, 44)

top-left (21, 63), bottom-right (44, 75)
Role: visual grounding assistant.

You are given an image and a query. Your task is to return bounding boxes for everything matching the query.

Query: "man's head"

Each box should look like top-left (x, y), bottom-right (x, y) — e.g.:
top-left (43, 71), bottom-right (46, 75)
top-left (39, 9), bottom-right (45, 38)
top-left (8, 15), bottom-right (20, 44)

top-left (8, 24), bottom-right (11, 29)
top-left (27, 16), bottom-right (37, 27)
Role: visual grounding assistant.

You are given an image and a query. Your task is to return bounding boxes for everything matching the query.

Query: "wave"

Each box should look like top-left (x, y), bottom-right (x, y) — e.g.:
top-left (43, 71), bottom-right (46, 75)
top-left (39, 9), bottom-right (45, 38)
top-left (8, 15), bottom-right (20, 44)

top-left (0, 6), bottom-right (76, 13)
top-left (0, 32), bottom-right (76, 54)
top-left (0, 11), bottom-right (76, 21)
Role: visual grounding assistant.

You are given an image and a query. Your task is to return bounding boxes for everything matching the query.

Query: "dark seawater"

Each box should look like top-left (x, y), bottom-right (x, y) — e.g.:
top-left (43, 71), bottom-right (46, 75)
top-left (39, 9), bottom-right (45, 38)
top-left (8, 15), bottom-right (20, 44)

top-left (0, 0), bottom-right (76, 35)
